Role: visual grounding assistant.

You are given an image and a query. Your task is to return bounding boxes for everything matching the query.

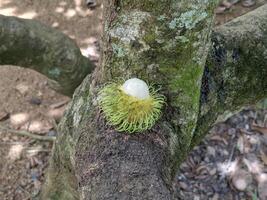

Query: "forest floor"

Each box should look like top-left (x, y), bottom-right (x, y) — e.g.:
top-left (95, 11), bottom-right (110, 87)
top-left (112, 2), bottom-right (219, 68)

top-left (0, 0), bottom-right (266, 199)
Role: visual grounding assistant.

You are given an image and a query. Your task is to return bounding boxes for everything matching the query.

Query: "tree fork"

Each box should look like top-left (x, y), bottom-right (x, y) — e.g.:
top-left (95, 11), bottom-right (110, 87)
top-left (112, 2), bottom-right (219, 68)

top-left (42, 0), bottom-right (219, 199)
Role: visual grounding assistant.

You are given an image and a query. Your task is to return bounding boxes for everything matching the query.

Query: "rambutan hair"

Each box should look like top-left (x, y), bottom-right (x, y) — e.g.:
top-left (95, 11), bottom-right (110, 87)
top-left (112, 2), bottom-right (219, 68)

top-left (98, 79), bottom-right (165, 133)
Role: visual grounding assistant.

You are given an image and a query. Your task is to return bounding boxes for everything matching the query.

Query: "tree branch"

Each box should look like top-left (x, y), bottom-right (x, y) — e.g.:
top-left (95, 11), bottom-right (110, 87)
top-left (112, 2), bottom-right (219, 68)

top-left (192, 4), bottom-right (267, 147)
top-left (0, 15), bottom-right (95, 96)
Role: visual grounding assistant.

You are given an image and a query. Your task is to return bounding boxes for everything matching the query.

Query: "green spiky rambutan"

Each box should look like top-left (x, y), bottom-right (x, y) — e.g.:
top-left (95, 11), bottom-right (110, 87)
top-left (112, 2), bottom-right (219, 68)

top-left (98, 78), bottom-right (165, 133)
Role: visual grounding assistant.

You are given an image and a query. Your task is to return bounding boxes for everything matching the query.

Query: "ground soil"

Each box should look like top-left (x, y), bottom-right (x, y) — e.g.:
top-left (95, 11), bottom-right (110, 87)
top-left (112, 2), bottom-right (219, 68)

top-left (0, 0), bottom-right (266, 199)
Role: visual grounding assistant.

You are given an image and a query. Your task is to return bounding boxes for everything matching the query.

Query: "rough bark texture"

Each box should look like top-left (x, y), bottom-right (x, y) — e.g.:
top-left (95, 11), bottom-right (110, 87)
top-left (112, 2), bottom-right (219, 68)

top-left (0, 15), bottom-right (95, 96)
top-left (41, 3), bottom-right (267, 200)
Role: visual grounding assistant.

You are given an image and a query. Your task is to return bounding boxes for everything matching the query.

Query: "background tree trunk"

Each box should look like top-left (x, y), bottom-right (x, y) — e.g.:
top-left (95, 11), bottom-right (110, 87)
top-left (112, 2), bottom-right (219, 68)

top-left (38, 2), bottom-right (267, 200)
top-left (0, 15), bottom-right (95, 96)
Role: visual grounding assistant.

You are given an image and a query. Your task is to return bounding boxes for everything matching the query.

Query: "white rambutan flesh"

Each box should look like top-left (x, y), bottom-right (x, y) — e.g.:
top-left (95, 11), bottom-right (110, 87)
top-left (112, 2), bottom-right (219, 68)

top-left (121, 78), bottom-right (149, 100)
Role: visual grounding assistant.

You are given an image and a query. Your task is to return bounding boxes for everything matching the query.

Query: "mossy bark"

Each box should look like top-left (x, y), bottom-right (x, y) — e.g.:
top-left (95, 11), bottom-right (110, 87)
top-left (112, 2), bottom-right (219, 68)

top-left (0, 15), bottom-right (95, 96)
top-left (42, 1), bottom-right (218, 199)
top-left (191, 4), bottom-right (267, 148)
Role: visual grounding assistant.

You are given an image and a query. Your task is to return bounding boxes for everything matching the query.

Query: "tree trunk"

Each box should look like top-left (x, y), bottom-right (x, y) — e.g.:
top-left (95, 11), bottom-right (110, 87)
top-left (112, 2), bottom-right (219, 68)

top-left (41, 1), bottom-right (218, 199)
top-left (0, 15), bottom-right (95, 96)
top-left (39, 2), bottom-right (267, 200)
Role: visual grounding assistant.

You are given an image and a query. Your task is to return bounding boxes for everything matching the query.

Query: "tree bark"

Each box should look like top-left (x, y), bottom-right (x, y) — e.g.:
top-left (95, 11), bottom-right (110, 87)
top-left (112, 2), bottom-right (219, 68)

top-left (191, 4), bottom-right (267, 148)
top-left (40, 2), bottom-right (267, 200)
top-left (0, 15), bottom-right (95, 96)
top-left (42, 0), bottom-right (218, 199)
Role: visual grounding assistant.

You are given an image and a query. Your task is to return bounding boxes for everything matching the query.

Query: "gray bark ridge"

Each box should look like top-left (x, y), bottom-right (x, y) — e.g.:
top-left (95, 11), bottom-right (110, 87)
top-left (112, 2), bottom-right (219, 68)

top-left (0, 15), bottom-right (95, 96)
